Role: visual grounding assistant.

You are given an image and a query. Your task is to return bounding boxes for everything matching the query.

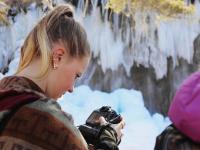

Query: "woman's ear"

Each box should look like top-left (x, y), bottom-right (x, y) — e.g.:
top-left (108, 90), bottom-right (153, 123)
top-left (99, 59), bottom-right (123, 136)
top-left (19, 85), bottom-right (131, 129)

top-left (53, 48), bottom-right (65, 61)
top-left (52, 48), bottom-right (65, 69)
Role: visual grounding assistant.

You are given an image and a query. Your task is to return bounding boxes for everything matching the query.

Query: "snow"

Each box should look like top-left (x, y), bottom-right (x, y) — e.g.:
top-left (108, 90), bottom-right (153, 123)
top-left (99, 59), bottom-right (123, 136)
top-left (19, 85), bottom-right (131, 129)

top-left (58, 86), bottom-right (171, 150)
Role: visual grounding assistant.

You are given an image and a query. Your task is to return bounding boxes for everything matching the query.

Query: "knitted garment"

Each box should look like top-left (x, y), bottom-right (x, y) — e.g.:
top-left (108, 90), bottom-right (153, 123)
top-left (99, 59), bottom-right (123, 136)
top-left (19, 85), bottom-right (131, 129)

top-left (0, 76), bottom-right (87, 150)
top-left (168, 72), bottom-right (200, 143)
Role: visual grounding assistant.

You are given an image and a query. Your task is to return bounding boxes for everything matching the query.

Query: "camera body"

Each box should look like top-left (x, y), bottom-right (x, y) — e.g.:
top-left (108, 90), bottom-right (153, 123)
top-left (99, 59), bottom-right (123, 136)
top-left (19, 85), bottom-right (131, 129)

top-left (79, 106), bottom-right (121, 145)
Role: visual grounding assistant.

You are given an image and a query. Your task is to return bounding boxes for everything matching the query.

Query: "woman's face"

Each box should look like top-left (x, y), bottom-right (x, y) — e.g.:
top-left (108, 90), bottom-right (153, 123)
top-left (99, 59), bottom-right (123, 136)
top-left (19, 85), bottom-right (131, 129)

top-left (47, 45), bottom-right (90, 99)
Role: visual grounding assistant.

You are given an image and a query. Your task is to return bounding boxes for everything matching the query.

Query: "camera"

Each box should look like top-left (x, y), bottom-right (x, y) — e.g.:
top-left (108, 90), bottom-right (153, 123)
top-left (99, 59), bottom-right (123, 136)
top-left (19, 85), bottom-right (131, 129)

top-left (78, 106), bottom-right (121, 146)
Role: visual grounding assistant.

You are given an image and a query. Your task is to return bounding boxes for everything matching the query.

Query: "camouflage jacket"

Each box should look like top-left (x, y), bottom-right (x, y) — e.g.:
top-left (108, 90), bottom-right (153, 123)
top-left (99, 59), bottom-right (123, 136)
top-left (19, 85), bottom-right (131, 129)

top-left (154, 124), bottom-right (200, 150)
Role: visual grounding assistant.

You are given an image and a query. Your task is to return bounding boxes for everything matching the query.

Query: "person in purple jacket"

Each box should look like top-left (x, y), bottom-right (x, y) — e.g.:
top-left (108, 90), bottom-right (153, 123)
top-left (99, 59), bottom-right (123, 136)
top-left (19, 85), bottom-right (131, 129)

top-left (154, 71), bottom-right (200, 150)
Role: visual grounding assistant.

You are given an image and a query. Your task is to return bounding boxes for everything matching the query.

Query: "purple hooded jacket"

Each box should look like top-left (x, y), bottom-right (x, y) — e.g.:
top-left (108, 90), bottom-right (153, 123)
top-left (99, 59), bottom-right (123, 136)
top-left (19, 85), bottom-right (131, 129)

top-left (168, 71), bottom-right (200, 143)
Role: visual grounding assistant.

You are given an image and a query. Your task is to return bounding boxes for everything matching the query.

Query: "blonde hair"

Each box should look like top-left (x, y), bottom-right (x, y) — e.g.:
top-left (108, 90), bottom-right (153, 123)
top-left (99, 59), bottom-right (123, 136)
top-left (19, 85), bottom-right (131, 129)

top-left (16, 4), bottom-right (90, 78)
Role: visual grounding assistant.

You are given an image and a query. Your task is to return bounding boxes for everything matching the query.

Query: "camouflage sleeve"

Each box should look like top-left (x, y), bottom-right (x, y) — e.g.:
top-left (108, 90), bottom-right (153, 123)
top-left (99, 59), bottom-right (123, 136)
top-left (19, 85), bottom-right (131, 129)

top-left (95, 125), bottom-right (119, 150)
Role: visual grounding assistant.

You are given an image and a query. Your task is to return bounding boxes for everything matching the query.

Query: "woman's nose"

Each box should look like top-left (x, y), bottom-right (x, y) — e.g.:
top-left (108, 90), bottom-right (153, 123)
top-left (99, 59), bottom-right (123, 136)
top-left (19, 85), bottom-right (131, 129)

top-left (68, 89), bottom-right (73, 93)
top-left (67, 86), bottom-right (74, 93)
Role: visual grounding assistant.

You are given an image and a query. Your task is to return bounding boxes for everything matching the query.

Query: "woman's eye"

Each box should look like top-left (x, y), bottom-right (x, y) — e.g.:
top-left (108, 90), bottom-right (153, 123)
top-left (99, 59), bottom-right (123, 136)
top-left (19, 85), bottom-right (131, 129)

top-left (75, 74), bottom-right (80, 80)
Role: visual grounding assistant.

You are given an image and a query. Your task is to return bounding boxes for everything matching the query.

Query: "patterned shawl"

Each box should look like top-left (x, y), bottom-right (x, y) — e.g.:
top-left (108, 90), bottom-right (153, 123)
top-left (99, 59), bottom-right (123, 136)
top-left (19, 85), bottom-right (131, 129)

top-left (0, 76), bottom-right (88, 150)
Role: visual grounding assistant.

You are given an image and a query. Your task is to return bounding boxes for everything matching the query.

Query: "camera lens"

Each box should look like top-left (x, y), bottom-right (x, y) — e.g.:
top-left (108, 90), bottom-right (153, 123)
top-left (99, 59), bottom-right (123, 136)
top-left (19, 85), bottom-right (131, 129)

top-left (100, 106), bottom-right (111, 112)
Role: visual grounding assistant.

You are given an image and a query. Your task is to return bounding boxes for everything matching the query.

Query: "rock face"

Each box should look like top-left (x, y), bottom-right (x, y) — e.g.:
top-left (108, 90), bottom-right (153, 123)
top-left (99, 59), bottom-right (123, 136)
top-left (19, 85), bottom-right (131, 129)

top-left (194, 35), bottom-right (200, 66)
top-left (75, 0), bottom-right (200, 115)
top-left (79, 54), bottom-right (197, 115)
top-left (79, 31), bottom-right (199, 116)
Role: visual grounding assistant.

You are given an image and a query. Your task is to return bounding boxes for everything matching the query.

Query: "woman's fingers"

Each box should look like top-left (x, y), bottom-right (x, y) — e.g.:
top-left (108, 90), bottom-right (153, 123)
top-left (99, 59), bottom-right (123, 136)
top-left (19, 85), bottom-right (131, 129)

top-left (99, 116), bottom-right (107, 126)
top-left (99, 116), bottom-right (125, 143)
top-left (117, 118), bottom-right (125, 129)
top-left (99, 116), bottom-right (125, 130)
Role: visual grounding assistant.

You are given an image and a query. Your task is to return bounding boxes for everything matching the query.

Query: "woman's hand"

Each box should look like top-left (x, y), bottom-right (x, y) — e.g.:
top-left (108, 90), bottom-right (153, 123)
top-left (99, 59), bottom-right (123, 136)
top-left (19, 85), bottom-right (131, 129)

top-left (99, 116), bottom-right (125, 143)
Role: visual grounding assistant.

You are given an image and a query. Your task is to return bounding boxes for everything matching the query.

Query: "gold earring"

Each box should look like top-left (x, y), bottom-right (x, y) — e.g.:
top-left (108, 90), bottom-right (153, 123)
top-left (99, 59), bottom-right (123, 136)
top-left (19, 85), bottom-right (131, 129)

top-left (53, 63), bottom-right (58, 70)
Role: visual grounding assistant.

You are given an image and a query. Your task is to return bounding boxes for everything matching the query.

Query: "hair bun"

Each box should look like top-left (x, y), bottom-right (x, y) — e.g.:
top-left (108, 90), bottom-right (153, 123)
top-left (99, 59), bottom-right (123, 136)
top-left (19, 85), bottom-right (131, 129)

top-left (61, 4), bottom-right (74, 18)
top-left (62, 11), bottom-right (73, 18)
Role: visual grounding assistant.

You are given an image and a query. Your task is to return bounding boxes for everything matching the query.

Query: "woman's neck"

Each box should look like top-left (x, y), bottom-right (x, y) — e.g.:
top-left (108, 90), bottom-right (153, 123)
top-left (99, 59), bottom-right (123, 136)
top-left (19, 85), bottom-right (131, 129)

top-left (15, 60), bottom-right (48, 93)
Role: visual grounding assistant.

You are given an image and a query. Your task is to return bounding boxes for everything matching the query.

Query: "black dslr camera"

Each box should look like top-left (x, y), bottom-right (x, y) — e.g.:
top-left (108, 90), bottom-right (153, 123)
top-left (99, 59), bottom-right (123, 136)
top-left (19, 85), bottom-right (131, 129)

top-left (78, 106), bottom-right (121, 146)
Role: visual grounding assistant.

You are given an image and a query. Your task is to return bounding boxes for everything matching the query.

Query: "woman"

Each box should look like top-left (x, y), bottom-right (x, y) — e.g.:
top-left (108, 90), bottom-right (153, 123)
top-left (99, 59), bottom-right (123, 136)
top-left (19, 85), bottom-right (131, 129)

top-left (0, 4), bottom-right (124, 150)
top-left (154, 71), bottom-right (200, 150)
